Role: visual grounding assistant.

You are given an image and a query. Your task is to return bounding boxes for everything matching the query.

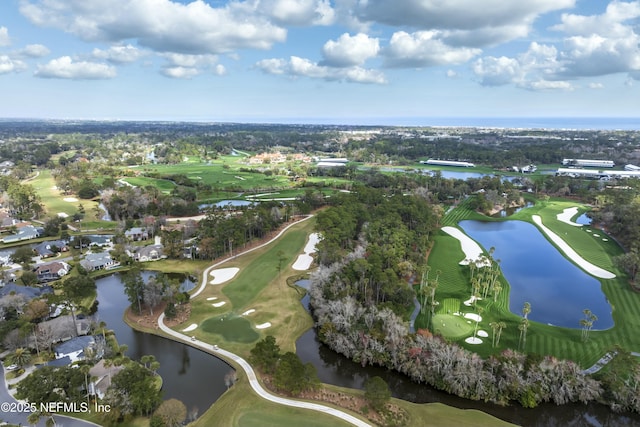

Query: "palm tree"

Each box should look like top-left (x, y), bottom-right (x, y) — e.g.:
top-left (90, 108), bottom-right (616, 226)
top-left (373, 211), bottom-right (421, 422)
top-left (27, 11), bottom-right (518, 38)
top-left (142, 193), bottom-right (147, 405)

top-left (581, 309), bottom-right (598, 341)
top-left (518, 318), bottom-right (529, 351)
top-left (522, 302), bottom-right (531, 320)
top-left (489, 322), bottom-right (499, 348)
top-left (10, 347), bottom-right (32, 368)
top-left (496, 321), bottom-right (506, 347)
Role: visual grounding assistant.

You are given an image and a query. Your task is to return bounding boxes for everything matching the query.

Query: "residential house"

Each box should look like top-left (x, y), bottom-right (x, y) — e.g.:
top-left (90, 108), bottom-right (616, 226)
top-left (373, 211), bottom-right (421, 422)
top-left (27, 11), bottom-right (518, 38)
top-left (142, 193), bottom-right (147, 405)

top-left (34, 261), bottom-right (71, 282)
top-left (33, 240), bottom-right (69, 258)
top-left (0, 283), bottom-right (53, 301)
top-left (2, 224), bottom-right (40, 244)
top-left (124, 227), bottom-right (149, 241)
top-left (89, 359), bottom-right (124, 398)
top-left (80, 252), bottom-right (119, 272)
top-left (127, 243), bottom-right (164, 262)
top-left (53, 335), bottom-right (96, 364)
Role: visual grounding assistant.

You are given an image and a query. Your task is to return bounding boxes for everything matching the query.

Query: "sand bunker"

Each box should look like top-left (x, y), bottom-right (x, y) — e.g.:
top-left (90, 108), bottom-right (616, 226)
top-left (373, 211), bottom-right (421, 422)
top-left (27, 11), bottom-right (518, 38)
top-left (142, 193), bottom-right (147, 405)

top-left (465, 337), bottom-right (483, 344)
top-left (182, 324), bottom-right (198, 332)
top-left (532, 215), bottom-right (616, 279)
top-left (463, 296), bottom-right (482, 306)
top-left (477, 330), bottom-right (489, 338)
top-left (63, 197), bottom-right (79, 202)
top-left (292, 233), bottom-right (320, 271)
top-left (209, 267), bottom-right (239, 285)
top-left (206, 297), bottom-right (218, 301)
top-left (242, 309), bottom-right (256, 316)
top-left (57, 212), bottom-right (69, 218)
top-left (556, 207), bottom-right (583, 227)
top-left (256, 322), bottom-right (272, 329)
top-left (442, 227), bottom-right (491, 267)
top-left (464, 313), bottom-right (482, 322)
top-left (212, 301), bottom-right (226, 307)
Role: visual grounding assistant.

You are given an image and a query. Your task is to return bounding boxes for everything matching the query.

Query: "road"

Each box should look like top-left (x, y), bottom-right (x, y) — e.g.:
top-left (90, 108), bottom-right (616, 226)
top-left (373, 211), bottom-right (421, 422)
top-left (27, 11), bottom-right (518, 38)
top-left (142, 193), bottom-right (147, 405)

top-left (158, 315), bottom-right (371, 427)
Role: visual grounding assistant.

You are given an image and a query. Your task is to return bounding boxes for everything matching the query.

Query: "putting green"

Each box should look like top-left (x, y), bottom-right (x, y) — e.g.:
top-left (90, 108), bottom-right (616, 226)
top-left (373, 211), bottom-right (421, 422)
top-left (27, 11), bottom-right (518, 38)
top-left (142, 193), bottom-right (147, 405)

top-left (200, 316), bottom-right (260, 343)
top-left (432, 314), bottom-right (474, 339)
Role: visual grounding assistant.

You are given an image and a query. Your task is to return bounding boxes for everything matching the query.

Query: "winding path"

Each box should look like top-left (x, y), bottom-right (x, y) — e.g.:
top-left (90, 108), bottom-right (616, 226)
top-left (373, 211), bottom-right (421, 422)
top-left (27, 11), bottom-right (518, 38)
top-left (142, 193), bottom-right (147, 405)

top-left (162, 215), bottom-right (371, 427)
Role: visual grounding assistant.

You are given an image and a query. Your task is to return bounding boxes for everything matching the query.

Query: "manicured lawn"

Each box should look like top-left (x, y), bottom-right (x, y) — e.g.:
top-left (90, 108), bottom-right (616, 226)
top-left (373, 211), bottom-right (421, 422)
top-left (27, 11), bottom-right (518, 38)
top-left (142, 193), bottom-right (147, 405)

top-left (432, 314), bottom-right (474, 339)
top-left (192, 379), bottom-right (356, 427)
top-left (200, 316), bottom-right (260, 343)
top-left (430, 197), bottom-right (640, 367)
top-left (175, 218), bottom-right (315, 356)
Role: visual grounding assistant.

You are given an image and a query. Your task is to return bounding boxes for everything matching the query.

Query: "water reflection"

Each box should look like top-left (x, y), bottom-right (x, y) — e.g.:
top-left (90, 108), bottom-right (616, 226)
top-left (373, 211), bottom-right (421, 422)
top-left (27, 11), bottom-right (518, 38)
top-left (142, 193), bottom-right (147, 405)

top-left (459, 220), bottom-right (613, 329)
top-left (95, 273), bottom-right (230, 413)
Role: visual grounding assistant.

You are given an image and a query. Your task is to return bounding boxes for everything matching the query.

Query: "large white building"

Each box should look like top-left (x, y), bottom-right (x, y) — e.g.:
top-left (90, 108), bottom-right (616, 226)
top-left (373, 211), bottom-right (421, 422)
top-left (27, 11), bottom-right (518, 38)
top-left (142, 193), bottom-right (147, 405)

top-left (421, 159), bottom-right (475, 168)
top-left (562, 159), bottom-right (615, 168)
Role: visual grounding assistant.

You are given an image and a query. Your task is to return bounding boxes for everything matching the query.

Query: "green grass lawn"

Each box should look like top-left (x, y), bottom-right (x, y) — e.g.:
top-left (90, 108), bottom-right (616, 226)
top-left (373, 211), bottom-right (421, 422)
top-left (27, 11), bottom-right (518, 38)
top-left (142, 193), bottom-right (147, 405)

top-left (432, 314), bottom-right (474, 339)
top-left (430, 196), bottom-right (640, 367)
top-left (135, 162), bottom-right (292, 192)
top-left (200, 315), bottom-right (260, 343)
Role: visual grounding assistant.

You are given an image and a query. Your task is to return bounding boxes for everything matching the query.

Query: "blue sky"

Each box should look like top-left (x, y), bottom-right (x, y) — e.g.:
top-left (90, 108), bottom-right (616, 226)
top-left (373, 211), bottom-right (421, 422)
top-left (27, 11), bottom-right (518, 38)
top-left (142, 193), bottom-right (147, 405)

top-left (1, 0), bottom-right (640, 124)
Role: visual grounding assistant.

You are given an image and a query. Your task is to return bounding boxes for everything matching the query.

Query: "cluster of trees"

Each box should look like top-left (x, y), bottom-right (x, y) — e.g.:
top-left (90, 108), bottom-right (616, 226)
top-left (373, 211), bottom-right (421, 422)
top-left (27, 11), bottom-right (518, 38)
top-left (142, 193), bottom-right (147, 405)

top-left (250, 335), bottom-right (319, 396)
top-left (122, 268), bottom-right (188, 318)
top-left (313, 187), bottom-right (439, 313)
top-left (0, 175), bottom-right (43, 220)
top-left (196, 201), bottom-right (293, 260)
top-left (310, 258), bottom-right (605, 408)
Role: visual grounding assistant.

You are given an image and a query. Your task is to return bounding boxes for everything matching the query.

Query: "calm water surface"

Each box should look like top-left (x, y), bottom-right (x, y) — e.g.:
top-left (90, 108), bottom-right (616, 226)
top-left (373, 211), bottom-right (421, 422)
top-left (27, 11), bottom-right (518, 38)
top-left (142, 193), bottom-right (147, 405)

top-left (459, 220), bottom-right (613, 329)
top-left (95, 272), bottom-right (230, 416)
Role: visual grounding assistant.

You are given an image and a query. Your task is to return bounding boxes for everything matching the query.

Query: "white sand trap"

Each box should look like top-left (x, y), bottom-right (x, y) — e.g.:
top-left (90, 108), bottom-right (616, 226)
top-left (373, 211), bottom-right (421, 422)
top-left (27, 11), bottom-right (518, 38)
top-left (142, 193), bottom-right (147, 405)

top-left (532, 215), bottom-right (616, 279)
top-left (442, 227), bottom-right (491, 267)
top-left (57, 212), bottom-right (69, 218)
top-left (586, 229), bottom-right (592, 232)
top-left (603, 238), bottom-right (609, 241)
top-left (212, 301), bottom-right (226, 307)
top-left (209, 267), bottom-right (239, 285)
top-left (63, 197), bottom-right (79, 202)
top-left (206, 297), bottom-right (218, 301)
top-left (292, 233), bottom-right (321, 271)
top-left (292, 254), bottom-right (313, 271)
top-left (477, 330), bottom-right (489, 338)
top-left (242, 309), bottom-right (255, 316)
top-left (464, 313), bottom-right (482, 322)
top-left (182, 323), bottom-right (198, 332)
top-left (465, 337), bottom-right (483, 344)
top-left (256, 322), bottom-right (271, 329)
top-left (463, 296), bottom-right (482, 306)
top-left (593, 234), bottom-right (600, 237)
top-left (556, 207), bottom-right (583, 227)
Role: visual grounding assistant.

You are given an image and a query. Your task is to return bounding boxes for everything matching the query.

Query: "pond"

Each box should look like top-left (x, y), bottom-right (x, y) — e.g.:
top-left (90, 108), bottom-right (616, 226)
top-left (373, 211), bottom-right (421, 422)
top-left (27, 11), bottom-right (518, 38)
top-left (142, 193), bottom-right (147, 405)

top-left (95, 272), bottom-right (231, 417)
top-left (458, 220), bottom-right (613, 329)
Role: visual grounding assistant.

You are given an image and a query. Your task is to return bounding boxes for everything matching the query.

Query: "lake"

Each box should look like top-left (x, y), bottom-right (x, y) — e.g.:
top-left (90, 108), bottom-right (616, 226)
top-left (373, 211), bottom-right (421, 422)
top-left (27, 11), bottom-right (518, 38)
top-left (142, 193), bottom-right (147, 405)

top-left (459, 220), bottom-right (613, 329)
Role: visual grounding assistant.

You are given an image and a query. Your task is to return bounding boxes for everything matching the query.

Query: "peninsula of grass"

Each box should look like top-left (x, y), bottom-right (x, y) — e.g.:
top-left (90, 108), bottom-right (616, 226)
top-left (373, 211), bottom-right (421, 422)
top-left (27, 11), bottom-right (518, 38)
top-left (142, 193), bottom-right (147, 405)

top-left (428, 196), bottom-right (640, 367)
top-left (176, 217), bottom-right (315, 357)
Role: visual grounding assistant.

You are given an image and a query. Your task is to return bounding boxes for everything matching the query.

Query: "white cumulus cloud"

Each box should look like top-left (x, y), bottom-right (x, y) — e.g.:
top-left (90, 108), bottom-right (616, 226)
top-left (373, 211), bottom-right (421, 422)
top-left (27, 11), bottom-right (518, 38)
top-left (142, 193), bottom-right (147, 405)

top-left (161, 66), bottom-right (200, 79)
top-left (92, 44), bottom-right (145, 64)
top-left (258, 0), bottom-right (335, 26)
top-left (256, 55), bottom-right (386, 84)
top-left (0, 55), bottom-right (27, 74)
top-left (384, 31), bottom-right (481, 68)
top-left (34, 56), bottom-right (116, 79)
top-left (321, 33), bottom-right (379, 67)
top-left (351, 0), bottom-right (575, 46)
top-left (20, 44), bottom-right (50, 58)
top-left (19, 0), bottom-right (287, 54)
